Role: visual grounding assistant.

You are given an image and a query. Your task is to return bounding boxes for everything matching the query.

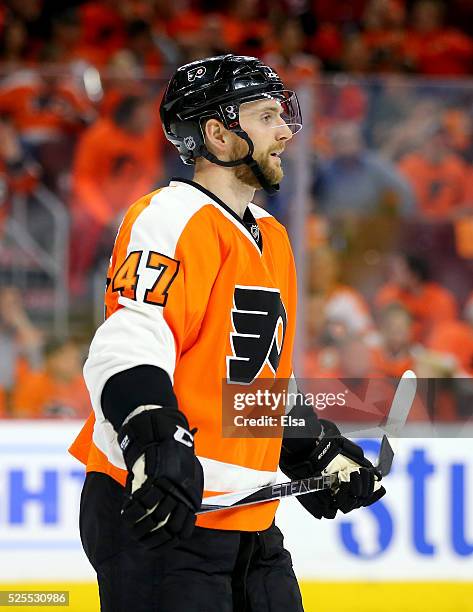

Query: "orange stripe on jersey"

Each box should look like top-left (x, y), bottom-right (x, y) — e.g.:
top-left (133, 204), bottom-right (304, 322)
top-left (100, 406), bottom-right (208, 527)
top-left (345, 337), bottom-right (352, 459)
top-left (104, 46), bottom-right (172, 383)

top-left (68, 412), bottom-right (95, 471)
top-left (69, 413), bottom-right (128, 486)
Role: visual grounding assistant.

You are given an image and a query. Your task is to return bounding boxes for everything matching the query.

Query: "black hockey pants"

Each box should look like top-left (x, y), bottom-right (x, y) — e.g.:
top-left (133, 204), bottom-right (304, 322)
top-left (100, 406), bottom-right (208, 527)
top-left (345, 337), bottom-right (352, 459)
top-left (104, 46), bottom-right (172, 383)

top-left (80, 472), bottom-right (305, 612)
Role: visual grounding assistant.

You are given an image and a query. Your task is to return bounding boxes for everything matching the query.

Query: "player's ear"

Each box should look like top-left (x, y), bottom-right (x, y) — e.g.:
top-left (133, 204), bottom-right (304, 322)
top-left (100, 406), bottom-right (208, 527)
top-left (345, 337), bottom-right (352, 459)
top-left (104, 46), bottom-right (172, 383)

top-left (203, 118), bottom-right (229, 155)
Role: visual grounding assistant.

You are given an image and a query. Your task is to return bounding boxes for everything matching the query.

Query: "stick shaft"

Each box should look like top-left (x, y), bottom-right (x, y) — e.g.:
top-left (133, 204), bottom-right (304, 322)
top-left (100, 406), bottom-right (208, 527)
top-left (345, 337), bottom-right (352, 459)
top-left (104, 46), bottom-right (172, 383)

top-left (198, 474), bottom-right (337, 514)
top-left (198, 436), bottom-right (393, 514)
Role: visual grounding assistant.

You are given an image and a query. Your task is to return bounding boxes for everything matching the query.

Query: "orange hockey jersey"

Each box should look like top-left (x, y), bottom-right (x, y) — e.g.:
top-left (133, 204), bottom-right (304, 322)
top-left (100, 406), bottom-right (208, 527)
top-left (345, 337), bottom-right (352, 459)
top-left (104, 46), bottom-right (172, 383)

top-left (69, 178), bottom-right (297, 531)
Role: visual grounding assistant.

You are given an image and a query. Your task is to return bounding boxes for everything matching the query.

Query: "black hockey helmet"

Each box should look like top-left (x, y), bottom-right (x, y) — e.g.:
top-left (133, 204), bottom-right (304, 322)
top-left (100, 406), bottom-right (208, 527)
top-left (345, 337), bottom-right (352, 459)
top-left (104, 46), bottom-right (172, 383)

top-left (159, 54), bottom-right (302, 194)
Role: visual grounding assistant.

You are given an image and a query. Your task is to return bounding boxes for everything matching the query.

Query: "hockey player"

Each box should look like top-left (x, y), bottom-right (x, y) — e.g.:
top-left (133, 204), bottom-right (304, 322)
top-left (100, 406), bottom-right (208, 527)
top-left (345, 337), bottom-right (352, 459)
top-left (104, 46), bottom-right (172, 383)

top-left (70, 54), bottom-right (385, 611)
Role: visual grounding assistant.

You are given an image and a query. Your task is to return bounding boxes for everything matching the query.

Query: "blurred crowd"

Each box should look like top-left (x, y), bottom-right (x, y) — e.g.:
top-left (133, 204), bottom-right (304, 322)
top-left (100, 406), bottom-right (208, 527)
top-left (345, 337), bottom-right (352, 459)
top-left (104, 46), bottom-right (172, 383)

top-left (1, 0), bottom-right (472, 76)
top-left (303, 249), bottom-right (473, 421)
top-left (0, 0), bottom-right (472, 420)
top-left (0, 286), bottom-right (90, 418)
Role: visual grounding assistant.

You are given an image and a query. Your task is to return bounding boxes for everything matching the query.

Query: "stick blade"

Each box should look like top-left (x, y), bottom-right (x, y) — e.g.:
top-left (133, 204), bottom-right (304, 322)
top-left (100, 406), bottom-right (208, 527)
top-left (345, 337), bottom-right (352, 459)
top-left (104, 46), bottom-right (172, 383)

top-left (385, 370), bottom-right (417, 436)
top-left (377, 435), bottom-right (394, 477)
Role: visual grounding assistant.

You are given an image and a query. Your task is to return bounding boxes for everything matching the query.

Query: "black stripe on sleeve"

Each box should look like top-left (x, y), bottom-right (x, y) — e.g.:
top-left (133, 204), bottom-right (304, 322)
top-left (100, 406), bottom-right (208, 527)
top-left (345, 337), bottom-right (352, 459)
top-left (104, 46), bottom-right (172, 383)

top-left (101, 365), bottom-right (178, 431)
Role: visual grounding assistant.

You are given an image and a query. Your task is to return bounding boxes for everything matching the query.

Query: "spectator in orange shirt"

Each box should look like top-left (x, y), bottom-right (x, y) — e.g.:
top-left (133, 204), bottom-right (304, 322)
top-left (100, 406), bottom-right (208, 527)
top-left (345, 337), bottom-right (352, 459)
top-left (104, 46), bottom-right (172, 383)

top-left (414, 311), bottom-right (473, 421)
top-left (372, 303), bottom-right (415, 377)
top-left (403, 0), bottom-right (473, 76)
top-left (361, 0), bottom-right (410, 73)
top-left (308, 245), bottom-right (375, 337)
top-left (78, 1), bottom-right (126, 57)
top-left (161, 3), bottom-right (205, 48)
top-left (0, 69), bottom-right (95, 191)
top-left (219, 0), bottom-right (273, 56)
top-left (434, 293), bottom-right (473, 377)
top-left (398, 124), bottom-right (469, 220)
top-left (168, 1), bottom-right (268, 59)
top-left (0, 286), bottom-right (43, 416)
top-left (423, 319), bottom-right (473, 377)
top-left (12, 338), bottom-right (90, 419)
top-left (375, 253), bottom-right (458, 341)
top-left (0, 70), bottom-right (94, 149)
top-left (309, 22), bottom-right (344, 71)
top-left (423, 296), bottom-right (473, 419)
top-left (173, 13), bottom-right (229, 65)
top-left (71, 94), bottom-right (164, 293)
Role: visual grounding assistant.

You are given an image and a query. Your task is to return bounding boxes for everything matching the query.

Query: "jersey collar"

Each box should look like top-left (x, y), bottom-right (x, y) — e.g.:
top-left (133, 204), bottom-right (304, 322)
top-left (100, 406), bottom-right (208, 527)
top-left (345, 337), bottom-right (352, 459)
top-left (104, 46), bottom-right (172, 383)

top-left (170, 177), bottom-right (263, 253)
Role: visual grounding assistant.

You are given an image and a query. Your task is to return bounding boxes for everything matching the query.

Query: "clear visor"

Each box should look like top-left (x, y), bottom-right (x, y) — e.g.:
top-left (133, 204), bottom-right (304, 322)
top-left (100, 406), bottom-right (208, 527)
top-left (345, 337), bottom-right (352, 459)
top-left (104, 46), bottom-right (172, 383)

top-left (237, 91), bottom-right (302, 135)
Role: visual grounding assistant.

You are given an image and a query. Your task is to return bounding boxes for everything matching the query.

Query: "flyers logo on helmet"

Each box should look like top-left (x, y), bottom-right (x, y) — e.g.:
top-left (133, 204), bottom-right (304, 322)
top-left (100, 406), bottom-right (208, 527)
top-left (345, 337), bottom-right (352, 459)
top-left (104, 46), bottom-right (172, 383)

top-left (227, 286), bottom-right (287, 384)
top-left (187, 66), bottom-right (207, 82)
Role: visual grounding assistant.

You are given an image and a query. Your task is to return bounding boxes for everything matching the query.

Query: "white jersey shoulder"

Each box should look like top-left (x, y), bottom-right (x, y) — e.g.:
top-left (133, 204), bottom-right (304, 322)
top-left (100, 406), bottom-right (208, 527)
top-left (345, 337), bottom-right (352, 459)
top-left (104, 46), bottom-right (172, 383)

top-left (248, 202), bottom-right (274, 220)
top-left (126, 181), bottom-right (211, 259)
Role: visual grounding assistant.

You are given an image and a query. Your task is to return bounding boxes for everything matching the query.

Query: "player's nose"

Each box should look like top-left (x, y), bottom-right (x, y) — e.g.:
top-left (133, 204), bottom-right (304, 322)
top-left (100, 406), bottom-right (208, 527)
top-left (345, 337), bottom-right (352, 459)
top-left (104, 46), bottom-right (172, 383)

top-left (275, 121), bottom-right (293, 141)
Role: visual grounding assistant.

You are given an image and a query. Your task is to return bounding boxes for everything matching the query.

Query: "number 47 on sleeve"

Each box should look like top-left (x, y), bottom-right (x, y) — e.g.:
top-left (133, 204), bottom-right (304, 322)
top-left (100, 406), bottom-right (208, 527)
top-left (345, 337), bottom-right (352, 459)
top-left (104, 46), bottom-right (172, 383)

top-left (110, 250), bottom-right (180, 306)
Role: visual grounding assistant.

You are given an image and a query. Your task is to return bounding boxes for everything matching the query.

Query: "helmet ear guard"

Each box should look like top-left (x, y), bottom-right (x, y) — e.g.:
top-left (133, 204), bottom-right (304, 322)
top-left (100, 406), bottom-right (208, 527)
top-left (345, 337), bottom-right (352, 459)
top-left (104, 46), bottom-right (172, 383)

top-left (171, 116), bottom-right (243, 167)
top-left (171, 120), bottom-right (206, 165)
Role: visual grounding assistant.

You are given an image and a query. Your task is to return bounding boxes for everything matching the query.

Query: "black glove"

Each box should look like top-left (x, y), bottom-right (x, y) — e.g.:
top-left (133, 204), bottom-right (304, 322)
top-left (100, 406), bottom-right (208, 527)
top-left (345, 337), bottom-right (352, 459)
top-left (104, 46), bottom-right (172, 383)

top-left (117, 406), bottom-right (204, 551)
top-left (280, 419), bottom-right (385, 518)
top-left (280, 415), bottom-right (336, 520)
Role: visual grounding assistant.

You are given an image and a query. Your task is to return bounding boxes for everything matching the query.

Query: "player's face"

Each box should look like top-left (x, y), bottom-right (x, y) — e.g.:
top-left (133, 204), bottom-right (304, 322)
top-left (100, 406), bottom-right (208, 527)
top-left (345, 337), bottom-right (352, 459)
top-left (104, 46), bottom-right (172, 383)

top-left (232, 97), bottom-right (297, 189)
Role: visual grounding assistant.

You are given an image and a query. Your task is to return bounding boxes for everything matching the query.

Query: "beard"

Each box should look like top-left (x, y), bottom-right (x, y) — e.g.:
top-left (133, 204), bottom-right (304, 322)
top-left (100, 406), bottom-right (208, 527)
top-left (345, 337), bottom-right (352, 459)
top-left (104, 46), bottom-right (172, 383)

top-left (229, 136), bottom-right (284, 189)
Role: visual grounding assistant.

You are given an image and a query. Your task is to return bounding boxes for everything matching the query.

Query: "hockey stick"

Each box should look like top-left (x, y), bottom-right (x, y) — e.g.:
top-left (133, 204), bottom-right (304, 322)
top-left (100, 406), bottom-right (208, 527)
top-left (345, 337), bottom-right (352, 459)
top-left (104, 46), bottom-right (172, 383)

top-left (198, 370), bottom-right (417, 514)
top-left (198, 435), bottom-right (393, 514)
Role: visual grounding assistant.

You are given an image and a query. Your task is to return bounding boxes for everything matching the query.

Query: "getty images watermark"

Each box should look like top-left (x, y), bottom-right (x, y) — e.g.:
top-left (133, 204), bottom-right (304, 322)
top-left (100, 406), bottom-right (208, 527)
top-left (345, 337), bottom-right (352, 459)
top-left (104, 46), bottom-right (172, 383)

top-left (221, 378), bottom-right (357, 438)
top-left (232, 388), bottom-right (348, 428)
top-left (221, 377), bottom-right (473, 438)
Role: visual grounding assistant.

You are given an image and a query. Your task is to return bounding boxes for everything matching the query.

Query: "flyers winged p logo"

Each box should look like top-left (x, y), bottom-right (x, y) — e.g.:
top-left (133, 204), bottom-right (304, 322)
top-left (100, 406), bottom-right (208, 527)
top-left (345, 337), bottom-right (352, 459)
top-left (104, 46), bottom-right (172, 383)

top-left (187, 66), bottom-right (207, 82)
top-left (227, 286), bottom-right (287, 384)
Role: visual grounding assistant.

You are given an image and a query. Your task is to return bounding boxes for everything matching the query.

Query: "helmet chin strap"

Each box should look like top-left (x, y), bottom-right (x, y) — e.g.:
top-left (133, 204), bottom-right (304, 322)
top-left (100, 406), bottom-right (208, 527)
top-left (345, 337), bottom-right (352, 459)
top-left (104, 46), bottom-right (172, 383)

top-left (200, 130), bottom-right (280, 195)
